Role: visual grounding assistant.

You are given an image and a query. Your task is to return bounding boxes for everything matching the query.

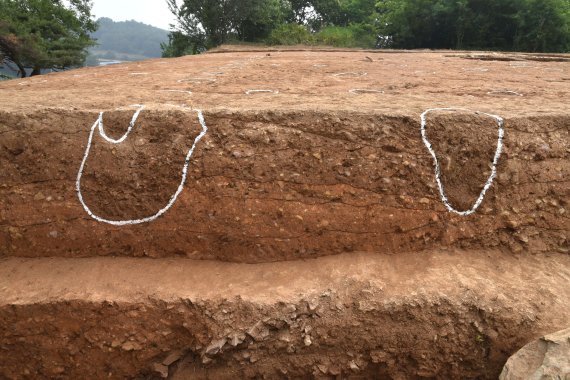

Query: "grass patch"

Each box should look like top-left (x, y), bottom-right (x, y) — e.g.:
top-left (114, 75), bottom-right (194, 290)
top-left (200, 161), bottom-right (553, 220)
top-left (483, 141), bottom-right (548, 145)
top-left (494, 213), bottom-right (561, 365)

top-left (267, 23), bottom-right (377, 49)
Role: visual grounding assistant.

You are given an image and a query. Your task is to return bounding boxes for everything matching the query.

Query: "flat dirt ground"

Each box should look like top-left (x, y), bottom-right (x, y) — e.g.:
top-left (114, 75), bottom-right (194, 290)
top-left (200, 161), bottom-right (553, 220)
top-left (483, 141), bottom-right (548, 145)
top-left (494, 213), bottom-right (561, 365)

top-left (0, 47), bottom-right (569, 379)
top-left (1, 47), bottom-right (569, 116)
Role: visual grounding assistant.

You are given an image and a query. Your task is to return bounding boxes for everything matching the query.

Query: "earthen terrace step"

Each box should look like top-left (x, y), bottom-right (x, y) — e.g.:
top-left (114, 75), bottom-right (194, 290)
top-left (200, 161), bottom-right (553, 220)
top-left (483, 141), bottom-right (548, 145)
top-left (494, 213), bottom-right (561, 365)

top-left (1, 250), bottom-right (569, 379)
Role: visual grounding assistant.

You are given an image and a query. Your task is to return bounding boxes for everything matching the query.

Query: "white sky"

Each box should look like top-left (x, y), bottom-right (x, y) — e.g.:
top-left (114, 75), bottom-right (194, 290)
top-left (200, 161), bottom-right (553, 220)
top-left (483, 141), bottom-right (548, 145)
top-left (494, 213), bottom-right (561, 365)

top-left (91, 0), bottom-right (176, 30)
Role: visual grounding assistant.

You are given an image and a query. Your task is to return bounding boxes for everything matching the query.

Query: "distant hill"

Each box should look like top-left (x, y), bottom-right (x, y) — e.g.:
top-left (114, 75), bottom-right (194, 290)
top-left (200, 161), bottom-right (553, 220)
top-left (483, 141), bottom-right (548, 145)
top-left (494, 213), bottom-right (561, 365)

top-left (88, 17), bottom-right (169, 64)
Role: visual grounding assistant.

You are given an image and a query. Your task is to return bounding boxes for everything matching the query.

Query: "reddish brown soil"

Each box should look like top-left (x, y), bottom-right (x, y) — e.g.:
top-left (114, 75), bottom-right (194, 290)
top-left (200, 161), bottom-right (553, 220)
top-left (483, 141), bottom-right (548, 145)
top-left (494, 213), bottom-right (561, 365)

top-left (0, 48), bottom-right (569, 117)
top-left (0, 47), bottom-right (569, 379)
top-left (0, 108), bottom-right (568, 261)
top-left (1, 250), bottom-right (570, 379)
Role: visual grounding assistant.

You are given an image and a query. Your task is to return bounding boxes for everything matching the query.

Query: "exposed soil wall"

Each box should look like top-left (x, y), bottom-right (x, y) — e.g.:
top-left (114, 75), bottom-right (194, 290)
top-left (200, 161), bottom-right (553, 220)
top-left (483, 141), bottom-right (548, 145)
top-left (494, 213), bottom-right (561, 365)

top-left (0, 49), bottom-right (569, 380)
top-left (1, 250), bottom-right (569, 380)
top-left (1, 109), bottom-right (568, 262)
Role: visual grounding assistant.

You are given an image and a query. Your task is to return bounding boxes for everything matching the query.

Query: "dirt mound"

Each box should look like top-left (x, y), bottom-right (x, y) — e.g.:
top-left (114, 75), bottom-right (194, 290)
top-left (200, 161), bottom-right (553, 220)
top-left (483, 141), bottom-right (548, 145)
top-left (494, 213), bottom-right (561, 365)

top-left (0, 49), bottom-right (569, 379)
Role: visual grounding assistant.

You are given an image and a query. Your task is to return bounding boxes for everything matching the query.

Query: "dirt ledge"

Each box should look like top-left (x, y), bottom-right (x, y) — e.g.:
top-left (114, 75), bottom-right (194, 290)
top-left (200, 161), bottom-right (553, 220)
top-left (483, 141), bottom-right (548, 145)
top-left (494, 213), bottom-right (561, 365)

top-left (1, 250), bottom-right (569, 379)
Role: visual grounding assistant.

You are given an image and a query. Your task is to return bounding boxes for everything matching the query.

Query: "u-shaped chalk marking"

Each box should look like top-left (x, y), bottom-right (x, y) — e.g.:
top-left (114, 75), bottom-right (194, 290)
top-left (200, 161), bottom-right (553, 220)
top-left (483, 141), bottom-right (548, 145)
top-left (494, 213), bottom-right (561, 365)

top-left (420, 107), bottom-right (505, 216)
top-left (76, 105), bottom-right (208, 226)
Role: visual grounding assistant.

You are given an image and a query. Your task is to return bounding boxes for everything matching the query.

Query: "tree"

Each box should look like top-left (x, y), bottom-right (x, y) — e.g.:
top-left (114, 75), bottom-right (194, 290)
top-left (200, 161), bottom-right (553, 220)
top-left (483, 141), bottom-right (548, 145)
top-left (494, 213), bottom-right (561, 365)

top-left (515, 0), bottom-right (570, 52)
top-left (310, 0), bottom-right (378, 28)
top-left (161, 31), bottom-right (204, 57)
top-left (289, 0), bottom-right (314, 24)
top-left (378, 0), bottom-right (570, 52)
top-left (0, 0), bottom-right (97, 78)
top-left (163, 0), bottom-right (291, 55)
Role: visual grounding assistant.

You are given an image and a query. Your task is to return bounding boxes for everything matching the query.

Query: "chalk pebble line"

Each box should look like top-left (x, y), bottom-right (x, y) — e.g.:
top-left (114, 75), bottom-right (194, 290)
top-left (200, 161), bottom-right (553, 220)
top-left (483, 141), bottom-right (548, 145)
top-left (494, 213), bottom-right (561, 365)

top-left (159, 89), bottom-right (193, 95)
top-left (18, 80), bottom-right (48, 86)
top-left (245, 89), bottom-right (279, 95)
top-left (509, 63), bottom-right (535, 68)
top-left (332, 72), bottom-right (367, 78)
top-left (177, 78), bottom-right (216, 84)
top-left (462, 67), bottom-right (489, 72)
top-left (76, 105), bottom-right (208, 226)
top-left (349, 89), bottom-right (384, 94)
top-left (487, 90), bottom-right (523, 97)
top-left (420, 108), bottom-right (505, 216)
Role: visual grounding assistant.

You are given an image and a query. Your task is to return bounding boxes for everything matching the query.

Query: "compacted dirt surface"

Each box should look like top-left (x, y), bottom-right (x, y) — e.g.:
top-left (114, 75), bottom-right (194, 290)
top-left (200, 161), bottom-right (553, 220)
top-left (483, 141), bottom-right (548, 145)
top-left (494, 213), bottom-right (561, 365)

top-left (1, 250), bottom-right (570, 379)
top-left (0, 47), bottom-right (569, 379)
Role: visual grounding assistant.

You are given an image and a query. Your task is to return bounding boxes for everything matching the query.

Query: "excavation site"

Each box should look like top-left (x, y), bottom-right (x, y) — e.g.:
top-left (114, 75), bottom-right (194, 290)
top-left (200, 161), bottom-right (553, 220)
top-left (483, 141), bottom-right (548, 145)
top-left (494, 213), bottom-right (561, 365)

top-left (0, 48), bottom-right (569, 379)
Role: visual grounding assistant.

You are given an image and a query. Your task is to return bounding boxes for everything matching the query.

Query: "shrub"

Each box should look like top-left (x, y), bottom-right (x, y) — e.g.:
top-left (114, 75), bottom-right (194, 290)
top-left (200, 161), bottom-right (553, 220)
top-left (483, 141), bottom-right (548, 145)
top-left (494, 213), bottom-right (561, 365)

top-left (266, 23), bottom-right (313, 45)
top-left (313, 24), bottom-right (377, 48)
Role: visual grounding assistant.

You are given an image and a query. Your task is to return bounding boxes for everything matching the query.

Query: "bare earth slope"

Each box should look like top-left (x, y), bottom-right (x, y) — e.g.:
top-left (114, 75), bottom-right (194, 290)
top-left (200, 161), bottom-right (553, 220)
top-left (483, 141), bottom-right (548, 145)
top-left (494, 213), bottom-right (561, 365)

top-left (0, 48), bottom-right (569, 379)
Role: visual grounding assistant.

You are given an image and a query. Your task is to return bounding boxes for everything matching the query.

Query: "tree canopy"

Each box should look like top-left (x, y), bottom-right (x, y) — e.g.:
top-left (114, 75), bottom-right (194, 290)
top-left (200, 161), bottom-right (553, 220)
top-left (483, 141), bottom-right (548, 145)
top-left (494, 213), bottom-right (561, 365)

top-left (163, 0), bottom-right (570, 55)
top-left (378, 0), bottom-right (570, 52)
top-left (0, 0), bottom-right (97, 77)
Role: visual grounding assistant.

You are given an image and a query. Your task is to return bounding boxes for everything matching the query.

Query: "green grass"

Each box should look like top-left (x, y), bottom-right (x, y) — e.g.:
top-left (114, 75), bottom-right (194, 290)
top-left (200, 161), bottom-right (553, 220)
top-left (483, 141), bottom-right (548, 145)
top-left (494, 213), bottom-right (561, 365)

top-left (266, 23), bottom-right (377, 49)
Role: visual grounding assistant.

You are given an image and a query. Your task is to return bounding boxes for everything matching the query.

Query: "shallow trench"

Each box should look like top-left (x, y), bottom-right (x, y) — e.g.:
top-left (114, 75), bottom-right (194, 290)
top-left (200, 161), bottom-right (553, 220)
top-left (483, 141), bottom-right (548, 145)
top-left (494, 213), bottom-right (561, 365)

top-left (0, 108), bottom-right (569, 379)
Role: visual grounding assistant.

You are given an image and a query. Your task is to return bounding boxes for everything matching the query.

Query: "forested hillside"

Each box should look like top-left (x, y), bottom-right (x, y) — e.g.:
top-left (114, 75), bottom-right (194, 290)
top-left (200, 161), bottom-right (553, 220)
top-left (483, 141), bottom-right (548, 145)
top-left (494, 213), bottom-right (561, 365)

top-left (89, 17), bottom-right (168, 63)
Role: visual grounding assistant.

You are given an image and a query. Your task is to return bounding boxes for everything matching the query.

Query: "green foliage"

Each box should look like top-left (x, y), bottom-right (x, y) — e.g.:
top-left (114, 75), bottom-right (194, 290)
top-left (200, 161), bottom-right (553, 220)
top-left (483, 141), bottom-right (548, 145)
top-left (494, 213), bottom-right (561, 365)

top-left (165, 0), bottom-right (379, 56)
top-left (161, 31), bottom-right (203, 57)
top-left (267, 22), bottom-right (377, 48)
top-left (0, 72), bottom-right (14, 80)
top-left (0, 0), bottom-right (97, 77)
top-left (313, 24), bottom-right (377, 48)
top-left (90, 18), bottom-right (169, 61)
top-left (311, 0), bottom-right (378, 28)
top-left (378, 0), bottom-right (570, 52)
top-left (514, 0), bottom-right (570, 52)
top-left (166, 0), bottom-right (290, 49)
top-left (166, 0), bottom-right (570, 53)
top-left (266, 23), bottom-right (312, 45)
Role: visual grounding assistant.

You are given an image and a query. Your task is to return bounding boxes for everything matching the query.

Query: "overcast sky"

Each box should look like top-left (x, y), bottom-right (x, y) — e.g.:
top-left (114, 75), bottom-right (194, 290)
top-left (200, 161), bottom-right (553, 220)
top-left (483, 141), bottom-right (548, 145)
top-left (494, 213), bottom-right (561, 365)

top-left (91, 0), bottom-right (176, 30)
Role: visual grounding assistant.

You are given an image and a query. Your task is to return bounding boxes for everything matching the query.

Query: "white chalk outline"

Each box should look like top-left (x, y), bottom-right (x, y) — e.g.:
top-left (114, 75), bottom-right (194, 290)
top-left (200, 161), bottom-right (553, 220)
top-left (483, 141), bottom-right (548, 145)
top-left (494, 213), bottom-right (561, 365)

top-left (462, 67), bottom-right (489, 72)
top-left (332, 72), bottom-right (367, 78)
top-left (349, 89), bottom-right (384, 94)
top-left (177, 78), bottom-right (216, 84)
top-left (420, 108), bottom-right (505, 216)
top-left (487, 90), bottom-right (523, 97)
top-left (158, 89), bottom-right (193, 95)
top-left (18, 80), bottom-right (47, 85)
top-left (509, 62), bottom-right (534, 68)
top-left (245, 89), bottom-right (279, 95)
top-left (76, 105), bottom-right (208, 226)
